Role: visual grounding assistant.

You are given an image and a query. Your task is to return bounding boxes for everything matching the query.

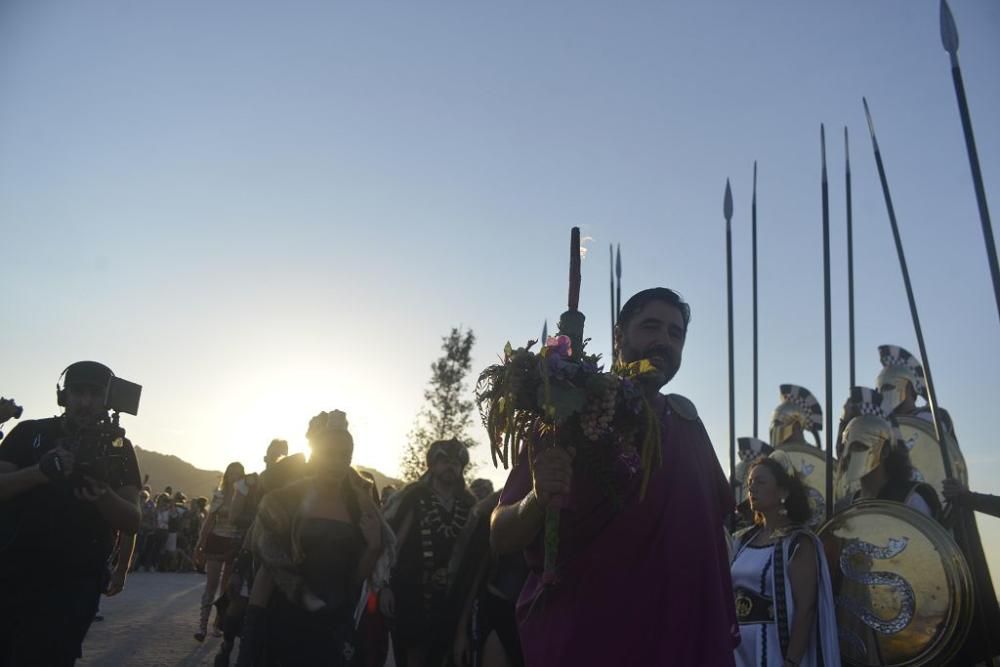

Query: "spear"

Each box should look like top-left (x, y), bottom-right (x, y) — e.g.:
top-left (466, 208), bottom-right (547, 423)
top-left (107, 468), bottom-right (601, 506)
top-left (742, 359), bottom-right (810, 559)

top-left (862, 98), bottom-right (951, 477)
top-left (846, 127), bottom-right (856, 388)
top-left (821, 125), bottom-right (834, 520)
top-left (609, 244), bottom-right (616, 357)
top-left (724, 179), bottom-right (736, 490)
top-left (752, 161), bottom-right (759, 439)
top-left (615, 244), bottom-right (622, 325)
top-left (940, 0), bottom-right (1000, 325)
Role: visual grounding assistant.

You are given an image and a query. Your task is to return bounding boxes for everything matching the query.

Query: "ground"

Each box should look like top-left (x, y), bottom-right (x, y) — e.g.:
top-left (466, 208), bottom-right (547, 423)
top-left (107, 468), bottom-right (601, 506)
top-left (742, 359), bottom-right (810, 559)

top-left (79, 572), bottom-right (398, 667)
top-left (80, 572), bottom-right (227, 667)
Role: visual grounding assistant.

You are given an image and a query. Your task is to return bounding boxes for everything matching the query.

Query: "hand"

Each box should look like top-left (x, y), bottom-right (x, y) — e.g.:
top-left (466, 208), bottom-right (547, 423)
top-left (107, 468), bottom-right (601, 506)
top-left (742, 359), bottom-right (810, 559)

top-left (39, 447), bottom-right (75, 481)
top-left (942, 478), bottom-right (971, 503)
top-left (359, 510), bottom-right (382, 551)
top-left (193, 544), bottom-right (206, 569)
top-left (74, 475), bottom-right (109, 503)
top-left (379, 588), bottom-right (395, 619)
top-left (531, 446), bottom-right (575, 507)
top-left (105, 569), bottom-right (127, 596)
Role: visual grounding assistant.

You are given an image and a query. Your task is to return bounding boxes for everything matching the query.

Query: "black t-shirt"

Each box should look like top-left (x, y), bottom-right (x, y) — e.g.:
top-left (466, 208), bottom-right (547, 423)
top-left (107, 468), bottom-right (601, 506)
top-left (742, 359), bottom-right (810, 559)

top-left (0, 417), bottom-right (142, 576)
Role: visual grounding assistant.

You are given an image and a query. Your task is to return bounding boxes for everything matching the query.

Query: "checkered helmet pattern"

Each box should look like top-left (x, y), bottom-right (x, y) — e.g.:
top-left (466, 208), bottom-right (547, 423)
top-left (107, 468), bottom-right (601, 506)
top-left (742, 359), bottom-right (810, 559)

top-left (737, 436), bottom-right (773, 462)
top-left (778, 384), bottom-right (823, 431)
top-left (850, 386), bottom-right (888, 418)
top-left (878, 344), bottom-right (927, 397)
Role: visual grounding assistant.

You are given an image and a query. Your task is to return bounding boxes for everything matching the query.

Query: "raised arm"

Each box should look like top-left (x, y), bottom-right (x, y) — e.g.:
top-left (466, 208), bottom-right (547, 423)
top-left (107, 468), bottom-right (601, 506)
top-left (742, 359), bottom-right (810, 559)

top-left (490, 446), bottom-right (573, 555)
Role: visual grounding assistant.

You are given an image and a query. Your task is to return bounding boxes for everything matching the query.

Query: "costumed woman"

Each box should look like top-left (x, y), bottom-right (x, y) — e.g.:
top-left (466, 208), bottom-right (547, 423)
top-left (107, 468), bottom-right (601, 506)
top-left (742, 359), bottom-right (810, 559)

top-left (236, 410), bottom-right (395, 666)
top-left (731, 456), bottom-right (840, 667)
top-left (194, 461), bottom-right (249, 641)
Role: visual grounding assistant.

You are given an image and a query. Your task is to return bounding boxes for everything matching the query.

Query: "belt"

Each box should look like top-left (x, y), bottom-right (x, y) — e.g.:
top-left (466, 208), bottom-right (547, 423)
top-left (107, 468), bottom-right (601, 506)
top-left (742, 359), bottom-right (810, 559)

top-left (734, 587), bottom-right (775, 625)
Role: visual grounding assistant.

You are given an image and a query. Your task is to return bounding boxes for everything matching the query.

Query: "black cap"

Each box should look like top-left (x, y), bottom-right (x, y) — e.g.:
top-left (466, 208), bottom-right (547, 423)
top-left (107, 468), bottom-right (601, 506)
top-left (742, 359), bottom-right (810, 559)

top-left (63, 361), bottom-right (113, 389)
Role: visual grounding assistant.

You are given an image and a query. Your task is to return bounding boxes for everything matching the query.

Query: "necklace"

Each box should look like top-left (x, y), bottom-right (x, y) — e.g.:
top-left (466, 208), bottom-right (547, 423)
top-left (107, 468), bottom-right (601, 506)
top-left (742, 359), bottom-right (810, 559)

top-left (754, 523), bottom-right (798, 545)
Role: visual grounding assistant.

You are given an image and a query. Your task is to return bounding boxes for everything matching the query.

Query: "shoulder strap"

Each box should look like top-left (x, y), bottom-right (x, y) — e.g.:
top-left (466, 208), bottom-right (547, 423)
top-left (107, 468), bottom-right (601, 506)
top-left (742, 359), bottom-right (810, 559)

top-left (773, 537), bottom-right (791, 658)
top-left (732, 525), bottom-right (761, 558)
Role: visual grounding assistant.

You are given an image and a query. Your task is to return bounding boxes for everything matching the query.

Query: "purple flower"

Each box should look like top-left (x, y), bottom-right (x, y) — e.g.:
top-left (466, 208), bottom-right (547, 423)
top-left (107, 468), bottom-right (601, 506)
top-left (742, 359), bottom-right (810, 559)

top-left (547, 354), bottom-right (577, 380)
top-left (621, 378), bottom-right (644, 414)
top-left (545, 335), bottom-right (573, 359)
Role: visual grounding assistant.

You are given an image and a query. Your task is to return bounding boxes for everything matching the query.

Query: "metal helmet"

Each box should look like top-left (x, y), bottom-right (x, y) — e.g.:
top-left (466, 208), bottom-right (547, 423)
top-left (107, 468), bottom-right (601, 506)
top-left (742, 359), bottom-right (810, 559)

top-left (876, 345), bottom-right (926, 415)
top-left (769, 384), bottom-right (822, 448)
top-left (835, 387), bottom-right (902, 507)
top-left (738, 436), bottom-right (772, 463)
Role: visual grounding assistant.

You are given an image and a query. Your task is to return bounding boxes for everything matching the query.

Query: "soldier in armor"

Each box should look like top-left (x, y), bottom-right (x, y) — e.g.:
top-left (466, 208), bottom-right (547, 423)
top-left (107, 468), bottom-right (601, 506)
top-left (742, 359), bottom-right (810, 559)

top-left (769, 384), bottom-right (822, 449)
top-left (872, 347), bottom-right (999, 664)
top-left (834, 387), bottom-right (940, 519)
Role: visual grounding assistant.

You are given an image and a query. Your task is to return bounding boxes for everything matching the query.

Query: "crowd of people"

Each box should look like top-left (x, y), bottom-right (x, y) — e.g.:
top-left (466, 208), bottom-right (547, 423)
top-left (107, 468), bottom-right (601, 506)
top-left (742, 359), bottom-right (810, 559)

top-left (1, 286), bottom-right (999, 666)
top-left (132, 486), bottom-right (208, 574)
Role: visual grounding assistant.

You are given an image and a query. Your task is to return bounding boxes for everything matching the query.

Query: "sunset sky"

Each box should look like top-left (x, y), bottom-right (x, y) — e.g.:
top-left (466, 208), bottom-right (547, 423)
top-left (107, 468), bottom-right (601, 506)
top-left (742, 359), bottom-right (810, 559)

top-left (2, 2), bottom-right (998, 585)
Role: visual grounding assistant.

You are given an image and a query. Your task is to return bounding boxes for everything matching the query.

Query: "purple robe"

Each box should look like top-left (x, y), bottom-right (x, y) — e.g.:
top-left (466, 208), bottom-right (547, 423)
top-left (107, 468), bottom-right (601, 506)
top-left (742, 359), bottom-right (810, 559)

top-left (498, 394), bottom-right (738, 666)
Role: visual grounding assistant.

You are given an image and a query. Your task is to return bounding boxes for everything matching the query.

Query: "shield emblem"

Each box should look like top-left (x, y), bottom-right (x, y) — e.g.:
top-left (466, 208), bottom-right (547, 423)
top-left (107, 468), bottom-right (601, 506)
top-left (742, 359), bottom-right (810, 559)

top-left (895, 416), bottom-right (967, 497)
top-left (818, 501), bottom-right (973, 666)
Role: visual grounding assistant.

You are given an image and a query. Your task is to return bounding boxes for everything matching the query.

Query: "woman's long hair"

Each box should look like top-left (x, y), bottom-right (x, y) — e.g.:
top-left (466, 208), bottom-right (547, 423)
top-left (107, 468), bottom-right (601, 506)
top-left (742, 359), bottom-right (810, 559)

top-left (750, 456), bottom-right (812, 525)
top-left (219, 461), bottom-right (245, 497)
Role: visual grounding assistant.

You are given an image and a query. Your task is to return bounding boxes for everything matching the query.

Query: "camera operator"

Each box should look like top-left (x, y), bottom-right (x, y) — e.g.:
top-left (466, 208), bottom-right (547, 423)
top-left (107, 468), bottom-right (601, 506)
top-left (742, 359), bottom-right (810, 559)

top-left (0, 361), bottom-right (141, 666)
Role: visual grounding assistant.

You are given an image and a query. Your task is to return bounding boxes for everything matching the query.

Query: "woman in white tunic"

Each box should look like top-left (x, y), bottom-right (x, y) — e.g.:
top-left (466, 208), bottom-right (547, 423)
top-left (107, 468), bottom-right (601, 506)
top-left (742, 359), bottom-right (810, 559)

top-left (731, 457), bottom-right (840, 667)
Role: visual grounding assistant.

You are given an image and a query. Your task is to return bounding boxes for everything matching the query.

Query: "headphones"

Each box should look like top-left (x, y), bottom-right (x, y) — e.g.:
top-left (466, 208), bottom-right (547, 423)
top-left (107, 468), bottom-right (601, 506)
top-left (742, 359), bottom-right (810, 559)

top-left (56, 362), bottom-right (114, 408)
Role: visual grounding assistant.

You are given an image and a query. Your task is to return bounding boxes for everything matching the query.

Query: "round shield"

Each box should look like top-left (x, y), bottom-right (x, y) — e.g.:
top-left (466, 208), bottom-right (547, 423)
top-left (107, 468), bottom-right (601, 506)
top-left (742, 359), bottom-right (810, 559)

top-left (772, 442), bottom-right (829, 528)
top-left (896, 416), bottom-right (968, 496)
top-left (818, 501), bottom-right (973, 666)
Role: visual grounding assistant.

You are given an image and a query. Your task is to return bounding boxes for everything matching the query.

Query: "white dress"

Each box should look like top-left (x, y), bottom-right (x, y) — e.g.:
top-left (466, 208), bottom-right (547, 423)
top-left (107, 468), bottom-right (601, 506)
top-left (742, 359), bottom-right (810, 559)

top-left (731, 528), bottom-right (841, 667)
top-left (732, 542), bottom-right (777, 667)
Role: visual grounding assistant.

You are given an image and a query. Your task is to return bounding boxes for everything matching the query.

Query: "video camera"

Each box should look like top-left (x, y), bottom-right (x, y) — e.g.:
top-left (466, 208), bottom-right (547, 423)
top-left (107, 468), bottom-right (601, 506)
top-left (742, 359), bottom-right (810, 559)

top-left (0, 397), bottom-right (23, 439)
top-left (61, 376), bottom-right (142, 486)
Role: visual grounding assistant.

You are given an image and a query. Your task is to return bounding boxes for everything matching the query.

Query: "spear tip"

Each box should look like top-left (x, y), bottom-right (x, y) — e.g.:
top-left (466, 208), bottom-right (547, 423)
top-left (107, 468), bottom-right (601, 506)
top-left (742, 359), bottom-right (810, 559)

top-left (724, 179), bottom-right (733, 220)
top-left (940, 0), bottom-right (959, 56)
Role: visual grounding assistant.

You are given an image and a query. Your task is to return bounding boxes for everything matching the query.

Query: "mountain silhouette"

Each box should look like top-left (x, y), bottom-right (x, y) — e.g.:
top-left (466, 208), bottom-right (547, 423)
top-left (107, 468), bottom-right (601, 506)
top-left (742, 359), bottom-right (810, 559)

top-left (133, 446), bottom-right (404, 500)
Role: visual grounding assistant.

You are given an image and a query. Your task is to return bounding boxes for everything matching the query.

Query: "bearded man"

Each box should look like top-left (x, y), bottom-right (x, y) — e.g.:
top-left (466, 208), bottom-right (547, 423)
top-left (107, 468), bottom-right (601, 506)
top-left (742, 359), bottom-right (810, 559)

top-left (491, 288), bottom-right (738, 666)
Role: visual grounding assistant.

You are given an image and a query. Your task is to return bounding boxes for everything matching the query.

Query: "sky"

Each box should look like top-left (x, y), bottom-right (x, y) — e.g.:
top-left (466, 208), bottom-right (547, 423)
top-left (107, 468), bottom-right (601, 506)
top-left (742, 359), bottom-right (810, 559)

top-left (2, 1), bottom-right (999, 586)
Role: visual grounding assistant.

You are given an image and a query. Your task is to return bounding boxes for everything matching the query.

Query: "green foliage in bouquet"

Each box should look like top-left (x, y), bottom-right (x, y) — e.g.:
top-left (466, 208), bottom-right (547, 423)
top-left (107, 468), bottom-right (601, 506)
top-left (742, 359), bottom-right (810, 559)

top-left (475, 334), bottom-right (663, 501)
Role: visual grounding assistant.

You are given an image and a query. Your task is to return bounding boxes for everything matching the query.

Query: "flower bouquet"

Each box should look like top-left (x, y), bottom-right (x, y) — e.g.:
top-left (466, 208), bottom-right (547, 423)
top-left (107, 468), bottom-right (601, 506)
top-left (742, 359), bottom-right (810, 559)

top-left (477, 334), bottom-right (662, 498)
top-left (476, 330), bottom-right (663, 583)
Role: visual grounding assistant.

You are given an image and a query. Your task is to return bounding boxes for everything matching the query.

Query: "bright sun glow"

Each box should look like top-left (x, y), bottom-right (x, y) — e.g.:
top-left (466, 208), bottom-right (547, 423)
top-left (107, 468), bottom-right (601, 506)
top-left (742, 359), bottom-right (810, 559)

top-left (212, 372), bottom-right (411, 480)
